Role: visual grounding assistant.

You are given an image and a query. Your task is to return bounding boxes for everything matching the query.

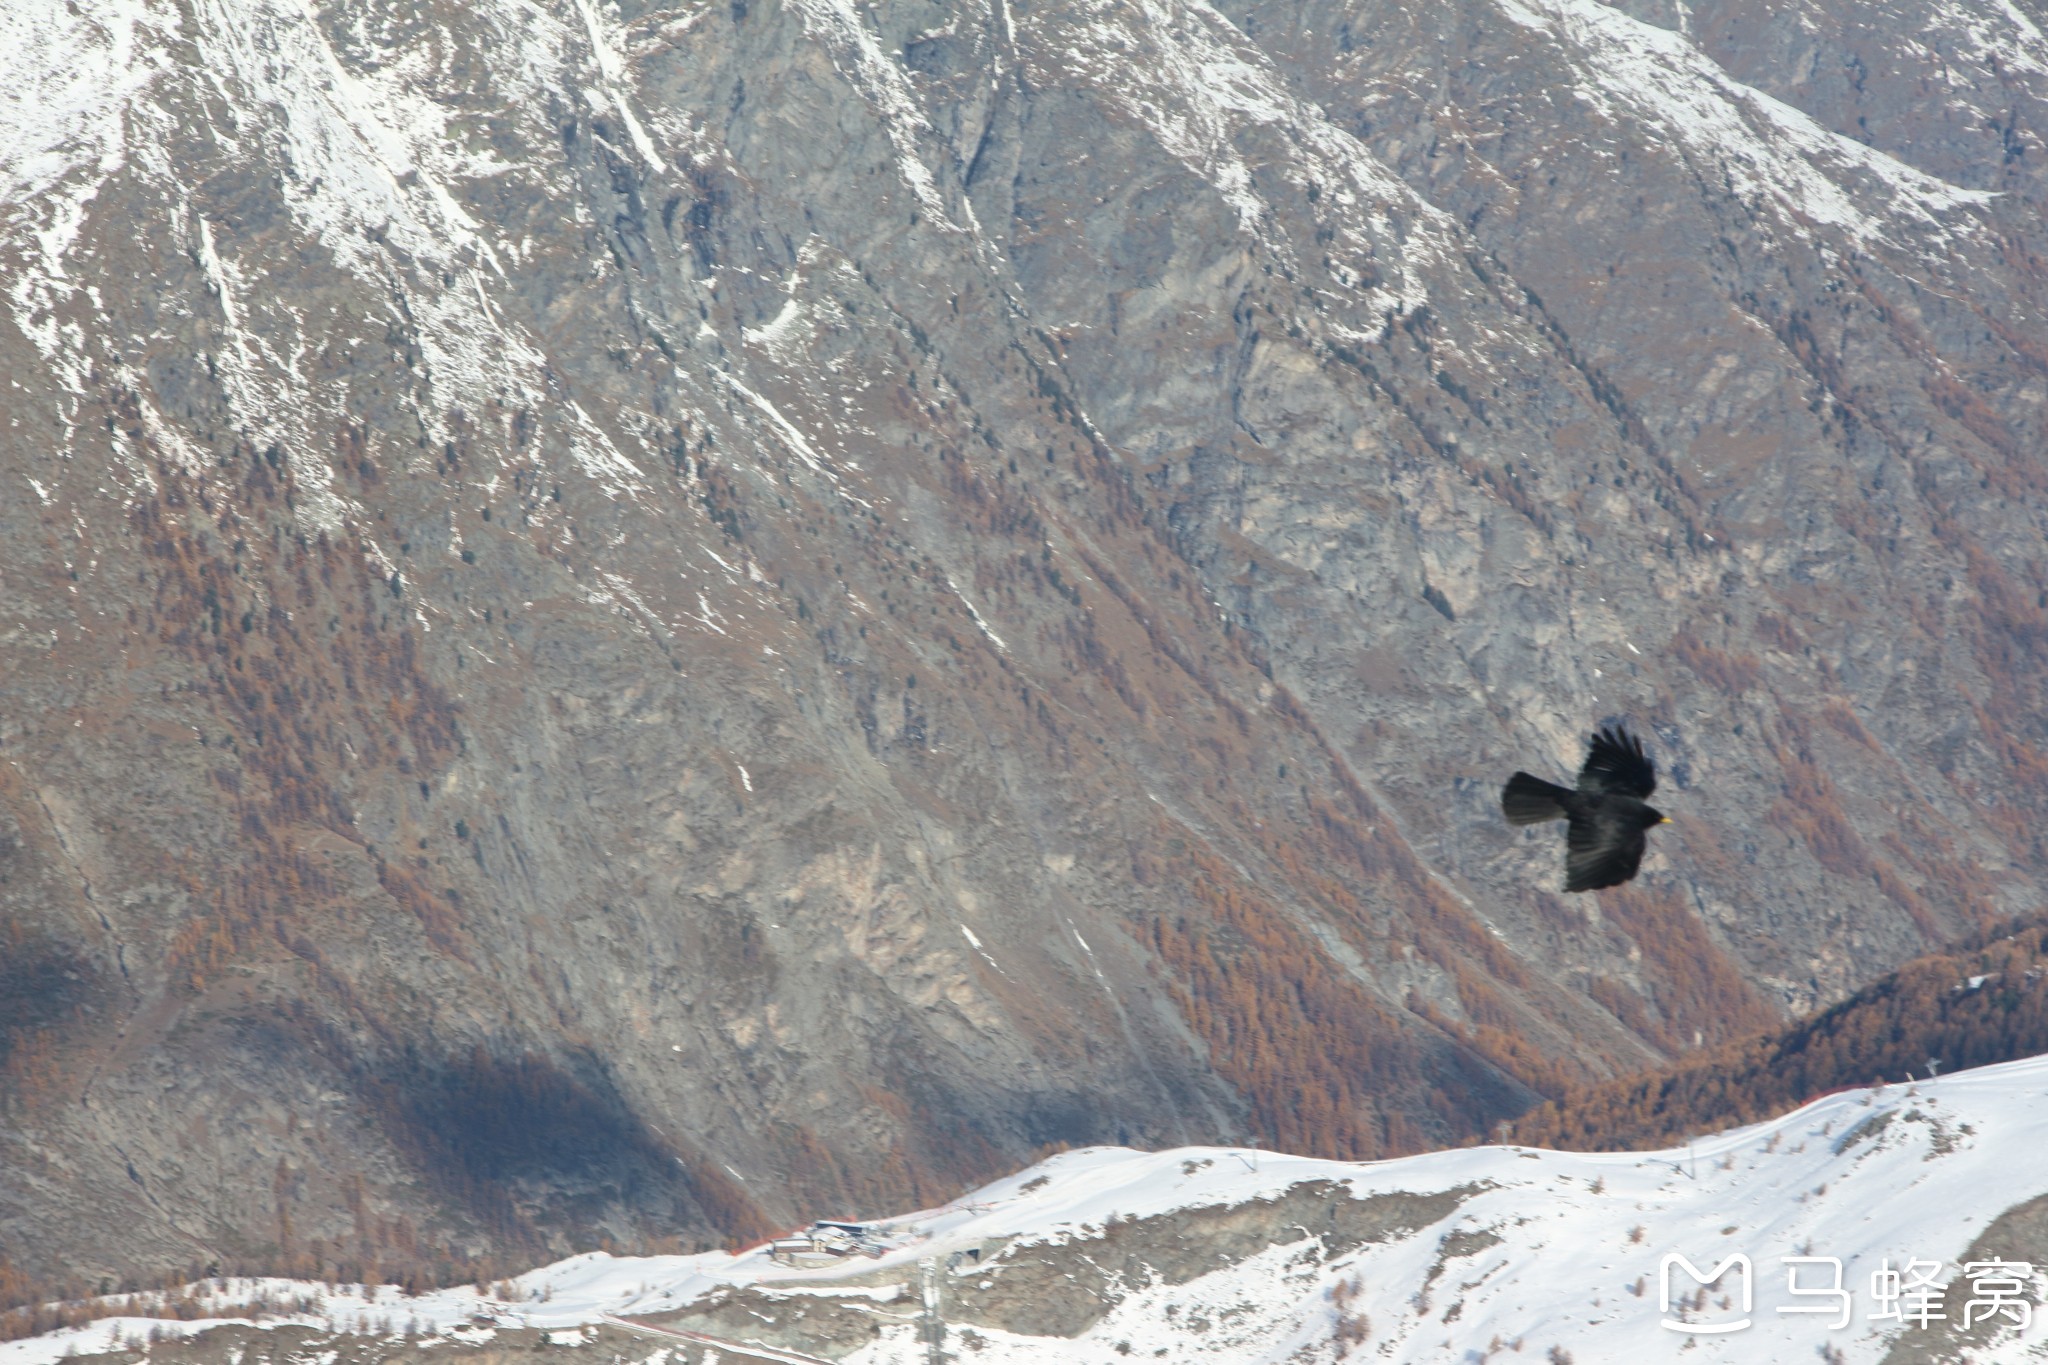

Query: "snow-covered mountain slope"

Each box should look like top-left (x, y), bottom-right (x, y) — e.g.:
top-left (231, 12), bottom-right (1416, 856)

top-left (8, 0), bottom-right (2048, 1299)
top-left (12, 1054), bottom-right (2048, 1364)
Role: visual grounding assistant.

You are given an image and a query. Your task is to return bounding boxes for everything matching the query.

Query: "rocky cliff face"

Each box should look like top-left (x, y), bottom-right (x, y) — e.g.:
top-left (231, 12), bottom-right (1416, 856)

top-left (3, 0), bottom-right (2046, 1294)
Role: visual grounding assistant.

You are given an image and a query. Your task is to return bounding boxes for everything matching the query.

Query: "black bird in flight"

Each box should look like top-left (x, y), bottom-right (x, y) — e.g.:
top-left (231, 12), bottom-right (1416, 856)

top-left (1502, 725), bottom-right (1669, 892)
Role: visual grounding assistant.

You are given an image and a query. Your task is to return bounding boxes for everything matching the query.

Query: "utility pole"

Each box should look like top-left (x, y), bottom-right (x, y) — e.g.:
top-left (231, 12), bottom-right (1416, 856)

top-left (919, 1257), bottom-right (946, 1365)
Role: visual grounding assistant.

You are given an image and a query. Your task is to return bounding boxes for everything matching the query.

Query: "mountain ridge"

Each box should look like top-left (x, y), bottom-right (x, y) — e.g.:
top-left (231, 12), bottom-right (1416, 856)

top-left (1516, 914), bottom-right (2048, 1151)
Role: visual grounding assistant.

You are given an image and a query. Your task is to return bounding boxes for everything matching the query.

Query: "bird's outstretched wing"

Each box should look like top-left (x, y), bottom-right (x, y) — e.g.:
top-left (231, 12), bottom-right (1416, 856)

top-left (1577, 724), bottom-right (1656, 798)
top-left (1564, 814), bottom-right (1647, 892)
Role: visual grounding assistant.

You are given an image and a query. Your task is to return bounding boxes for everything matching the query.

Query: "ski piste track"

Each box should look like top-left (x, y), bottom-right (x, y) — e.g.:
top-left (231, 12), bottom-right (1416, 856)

top-left (602, 1313), bottom-right (836, 1365)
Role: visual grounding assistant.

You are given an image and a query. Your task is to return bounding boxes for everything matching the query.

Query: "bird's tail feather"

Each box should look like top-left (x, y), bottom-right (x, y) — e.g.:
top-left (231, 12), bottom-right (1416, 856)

top-left (1502, 772), bottom-right (1571, 825)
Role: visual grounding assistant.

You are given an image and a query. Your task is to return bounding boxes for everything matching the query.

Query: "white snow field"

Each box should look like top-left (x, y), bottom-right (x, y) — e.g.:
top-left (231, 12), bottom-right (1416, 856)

top-left (9, 1054), bottom-right (2048, 1364)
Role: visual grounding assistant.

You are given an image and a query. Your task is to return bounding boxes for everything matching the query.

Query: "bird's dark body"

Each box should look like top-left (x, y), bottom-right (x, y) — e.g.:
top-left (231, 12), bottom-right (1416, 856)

top-left (1502, 726), bottom-right (1668, 892)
